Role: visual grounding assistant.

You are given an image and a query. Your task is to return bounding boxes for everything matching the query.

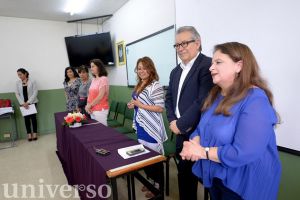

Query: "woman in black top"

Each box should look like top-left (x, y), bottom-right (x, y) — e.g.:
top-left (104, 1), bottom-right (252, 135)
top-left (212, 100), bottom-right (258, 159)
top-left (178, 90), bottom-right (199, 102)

top-left (15, 68), bottom-right (38, 141)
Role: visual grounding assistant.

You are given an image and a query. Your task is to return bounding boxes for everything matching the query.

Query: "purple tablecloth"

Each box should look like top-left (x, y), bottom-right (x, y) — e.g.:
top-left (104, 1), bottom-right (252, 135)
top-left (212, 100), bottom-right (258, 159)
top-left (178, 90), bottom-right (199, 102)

top-left (54, 111), bottom-right (159, 200)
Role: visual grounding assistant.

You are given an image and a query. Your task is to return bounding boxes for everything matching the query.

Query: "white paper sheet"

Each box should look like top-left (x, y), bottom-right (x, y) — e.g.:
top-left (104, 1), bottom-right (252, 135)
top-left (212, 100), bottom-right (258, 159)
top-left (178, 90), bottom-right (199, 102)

top-left (117, 144), bottom-right (150, 159)
top-left (0, 107), bottom-right (13, 116)
top-left (20, 104), bottom-right (37, 116)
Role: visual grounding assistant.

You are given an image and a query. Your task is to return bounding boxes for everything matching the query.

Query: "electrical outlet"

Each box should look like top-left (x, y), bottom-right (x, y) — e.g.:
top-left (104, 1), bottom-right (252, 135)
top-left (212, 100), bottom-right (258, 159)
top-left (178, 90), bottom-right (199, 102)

top-left (3, 132), bottom-right (11, 138)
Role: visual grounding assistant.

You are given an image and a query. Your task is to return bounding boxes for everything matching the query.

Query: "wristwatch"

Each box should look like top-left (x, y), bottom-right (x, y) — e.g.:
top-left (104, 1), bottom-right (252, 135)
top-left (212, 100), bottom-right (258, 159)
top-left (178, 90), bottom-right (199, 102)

top-left (205, 147), bottom-right (210, 160)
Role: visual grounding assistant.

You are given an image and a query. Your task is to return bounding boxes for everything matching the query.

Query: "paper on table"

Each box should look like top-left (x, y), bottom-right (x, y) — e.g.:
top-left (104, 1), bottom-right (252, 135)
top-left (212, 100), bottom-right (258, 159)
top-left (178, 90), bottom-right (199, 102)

top-left (0, 107), bottom-right (13, 116)
top-left (20, 104), bottom-right (37, 116)
top-left (118, 144), bottom-right (150, 159)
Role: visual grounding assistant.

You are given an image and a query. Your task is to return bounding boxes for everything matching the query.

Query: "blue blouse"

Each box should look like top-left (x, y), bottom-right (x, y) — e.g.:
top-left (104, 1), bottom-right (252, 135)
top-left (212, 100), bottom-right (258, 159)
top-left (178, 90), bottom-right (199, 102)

top-left (191, 88), bottom-right (281, 200)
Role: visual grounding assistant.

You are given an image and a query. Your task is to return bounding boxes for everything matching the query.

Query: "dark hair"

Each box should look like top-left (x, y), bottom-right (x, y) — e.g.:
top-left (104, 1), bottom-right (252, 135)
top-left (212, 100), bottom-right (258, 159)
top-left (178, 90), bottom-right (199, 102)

top-left (17, 68), bottom-right (29, 78)
top-left (202, 42), bottom-right (276, 117)
top-left (64, 66), bottom-right (79, 83)
top-left (78, 65), bottom-right (89, 74)
top-left (90, 59), bottom-right (108, 77)
top-left (134, 57), bottom-right (159, 94)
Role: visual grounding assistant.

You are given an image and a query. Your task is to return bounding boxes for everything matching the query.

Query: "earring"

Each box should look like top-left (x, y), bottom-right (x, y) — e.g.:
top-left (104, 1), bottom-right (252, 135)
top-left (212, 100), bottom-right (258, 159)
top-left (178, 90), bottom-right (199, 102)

top-left (235, 72), bottom-right (240, 78)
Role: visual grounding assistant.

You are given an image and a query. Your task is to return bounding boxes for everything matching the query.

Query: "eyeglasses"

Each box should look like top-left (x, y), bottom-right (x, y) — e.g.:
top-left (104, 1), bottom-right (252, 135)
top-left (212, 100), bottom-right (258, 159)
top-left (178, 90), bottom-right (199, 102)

top-left (173, 40), bottom-right (196, 49)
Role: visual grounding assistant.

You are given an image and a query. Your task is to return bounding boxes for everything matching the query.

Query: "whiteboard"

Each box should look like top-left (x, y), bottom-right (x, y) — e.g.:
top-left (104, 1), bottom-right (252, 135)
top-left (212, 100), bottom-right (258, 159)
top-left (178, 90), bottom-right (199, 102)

top-left (126, 26), bottom-right (177, 87)
top-left (176, 0), bottom-right (300, 152)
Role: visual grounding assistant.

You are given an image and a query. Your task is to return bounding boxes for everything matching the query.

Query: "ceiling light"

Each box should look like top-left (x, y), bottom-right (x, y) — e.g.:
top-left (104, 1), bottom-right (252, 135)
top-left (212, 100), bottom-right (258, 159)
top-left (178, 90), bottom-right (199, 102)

top-left (64, 0), bottom-right (89, 15)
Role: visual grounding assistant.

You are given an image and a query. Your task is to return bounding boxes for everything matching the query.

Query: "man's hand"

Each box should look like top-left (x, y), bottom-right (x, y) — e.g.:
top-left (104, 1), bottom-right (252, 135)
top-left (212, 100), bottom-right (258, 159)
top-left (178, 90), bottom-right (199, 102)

top-left (170, 120), bottom-right (181, 135)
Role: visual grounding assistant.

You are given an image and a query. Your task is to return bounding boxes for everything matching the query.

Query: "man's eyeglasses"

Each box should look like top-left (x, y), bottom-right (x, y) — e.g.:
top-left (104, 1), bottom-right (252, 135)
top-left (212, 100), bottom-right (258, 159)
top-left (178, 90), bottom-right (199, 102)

top-left (173, 40), bottom-right (196, 49)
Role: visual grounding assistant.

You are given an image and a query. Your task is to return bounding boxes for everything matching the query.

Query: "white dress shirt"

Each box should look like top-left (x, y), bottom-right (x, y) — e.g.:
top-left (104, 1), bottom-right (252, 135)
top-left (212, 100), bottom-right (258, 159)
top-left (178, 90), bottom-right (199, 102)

top-left (175, 52), bottom-right (200, 118)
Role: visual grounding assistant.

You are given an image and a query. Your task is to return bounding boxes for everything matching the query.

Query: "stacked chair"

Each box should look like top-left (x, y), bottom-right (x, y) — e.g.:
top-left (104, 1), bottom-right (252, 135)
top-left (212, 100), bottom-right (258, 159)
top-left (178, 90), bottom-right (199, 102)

top-left (107, 102), bottom-right (126, 127)
top-left (114, 107), bottom-right (134, 133)
top-left (107, 100), bottom-right (118, 122)
top-left (162, 112), bottom-right (177, 196)
top-left (108, 101), bottom-right (137, 140)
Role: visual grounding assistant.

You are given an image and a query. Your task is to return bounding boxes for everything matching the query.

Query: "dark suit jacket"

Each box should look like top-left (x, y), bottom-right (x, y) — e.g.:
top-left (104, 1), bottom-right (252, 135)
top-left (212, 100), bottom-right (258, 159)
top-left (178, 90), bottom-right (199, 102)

top-left (165, 53), bottom-right (214, 146)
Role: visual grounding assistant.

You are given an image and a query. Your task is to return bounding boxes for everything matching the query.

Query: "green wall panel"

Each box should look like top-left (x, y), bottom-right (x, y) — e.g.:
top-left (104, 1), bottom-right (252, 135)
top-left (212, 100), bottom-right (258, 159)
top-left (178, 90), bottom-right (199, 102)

top-left (36, 89), bottom-right (66, 134)
top-left (278, 152), bottom-right (300, 199)
top-left (109, 85), bottom-right (133, 103)
top-left (0, 89), bottom-right (66, 139)
top-left (0, 86), bottom-right (133, 139)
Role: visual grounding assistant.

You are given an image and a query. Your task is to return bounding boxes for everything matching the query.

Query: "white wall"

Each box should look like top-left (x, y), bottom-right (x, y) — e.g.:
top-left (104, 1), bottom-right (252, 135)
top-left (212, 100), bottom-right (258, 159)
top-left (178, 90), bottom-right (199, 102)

top-left (175, 0), bottom-right (300, 151)
top-left (0, 16), bottom-right (100, 93)
top-left (104, 0), bottom-right (175, 85)
top-left (0, 0), bottom-right (175, 90)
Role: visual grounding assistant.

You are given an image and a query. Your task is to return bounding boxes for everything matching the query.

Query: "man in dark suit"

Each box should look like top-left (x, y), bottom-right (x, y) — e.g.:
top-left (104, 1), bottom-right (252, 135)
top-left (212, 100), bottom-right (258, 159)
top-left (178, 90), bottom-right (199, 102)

top-left (165, 26), bottom-right (214, 200)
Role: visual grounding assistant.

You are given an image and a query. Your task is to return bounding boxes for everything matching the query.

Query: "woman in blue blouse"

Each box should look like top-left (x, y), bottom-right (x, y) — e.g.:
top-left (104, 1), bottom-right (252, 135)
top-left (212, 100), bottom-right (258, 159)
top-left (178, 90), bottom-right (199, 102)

top-left (180, 42), bottom-right (281, 200)
top-left (127, 57), bottom-right (168, 198)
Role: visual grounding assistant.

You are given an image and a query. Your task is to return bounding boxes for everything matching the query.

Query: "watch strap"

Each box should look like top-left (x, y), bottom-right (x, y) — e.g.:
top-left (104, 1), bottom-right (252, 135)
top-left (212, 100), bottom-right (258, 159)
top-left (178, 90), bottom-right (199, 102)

top-left (205, 147), bottom-right (210, 160)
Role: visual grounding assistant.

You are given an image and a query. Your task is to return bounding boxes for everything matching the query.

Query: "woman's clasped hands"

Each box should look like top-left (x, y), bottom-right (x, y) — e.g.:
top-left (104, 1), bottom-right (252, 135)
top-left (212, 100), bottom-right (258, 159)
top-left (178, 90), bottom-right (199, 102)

top-left (180, 136), bottom-right (206, 161)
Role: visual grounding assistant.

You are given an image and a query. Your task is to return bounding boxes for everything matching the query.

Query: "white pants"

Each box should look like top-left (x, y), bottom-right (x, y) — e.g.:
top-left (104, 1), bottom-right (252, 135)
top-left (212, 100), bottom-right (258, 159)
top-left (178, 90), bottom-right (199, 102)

top-left (90, 109), bottom-right (108, 126)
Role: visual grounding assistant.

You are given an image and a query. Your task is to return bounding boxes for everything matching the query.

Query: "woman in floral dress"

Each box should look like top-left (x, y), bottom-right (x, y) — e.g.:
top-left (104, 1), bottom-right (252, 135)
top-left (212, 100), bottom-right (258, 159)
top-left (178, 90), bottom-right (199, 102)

top-left (63, 67), bottom-right (80, 111)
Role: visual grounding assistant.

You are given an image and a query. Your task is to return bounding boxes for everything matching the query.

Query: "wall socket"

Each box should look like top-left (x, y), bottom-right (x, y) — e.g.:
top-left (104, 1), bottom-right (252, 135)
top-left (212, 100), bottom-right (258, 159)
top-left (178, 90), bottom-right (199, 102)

top-left (3, 132), bottom-right (11, 138)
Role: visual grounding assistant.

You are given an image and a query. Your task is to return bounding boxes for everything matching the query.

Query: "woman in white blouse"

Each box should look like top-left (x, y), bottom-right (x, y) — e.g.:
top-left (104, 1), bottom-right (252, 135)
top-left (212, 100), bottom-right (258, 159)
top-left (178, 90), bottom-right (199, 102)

top-left (127, 57), bottom-right (168, 198)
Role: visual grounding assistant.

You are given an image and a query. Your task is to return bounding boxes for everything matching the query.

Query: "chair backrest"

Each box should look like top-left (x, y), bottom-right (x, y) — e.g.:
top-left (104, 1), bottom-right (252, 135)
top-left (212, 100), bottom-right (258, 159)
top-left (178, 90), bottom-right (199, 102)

top-left (108, 101), bottom-right (118, 120)
top-left (115, 102), bottom-right (126, 123)
top-left (120, 106), bottom-right (135, 131)
top-left (124, 106), bottom-right (134, 120)
top-left (116, 102), bottom-right (126, 115)
top-left (162, 111), bottom-right (174, 141)
top-left (162, 111), bottom-right (177, 157)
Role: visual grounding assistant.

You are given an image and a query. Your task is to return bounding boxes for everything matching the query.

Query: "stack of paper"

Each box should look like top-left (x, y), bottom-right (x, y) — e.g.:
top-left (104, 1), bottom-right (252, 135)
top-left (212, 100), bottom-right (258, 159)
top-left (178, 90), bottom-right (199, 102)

top-left (0, 107), bottom-right (13, 116)
top-left (20, 104), bottom-right (37, 116)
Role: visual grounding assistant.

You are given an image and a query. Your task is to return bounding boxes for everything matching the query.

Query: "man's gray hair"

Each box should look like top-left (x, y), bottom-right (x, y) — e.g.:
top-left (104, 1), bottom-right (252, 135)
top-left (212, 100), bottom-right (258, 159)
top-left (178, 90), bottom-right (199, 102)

top-left (176, 26), bottom-right (202, 51)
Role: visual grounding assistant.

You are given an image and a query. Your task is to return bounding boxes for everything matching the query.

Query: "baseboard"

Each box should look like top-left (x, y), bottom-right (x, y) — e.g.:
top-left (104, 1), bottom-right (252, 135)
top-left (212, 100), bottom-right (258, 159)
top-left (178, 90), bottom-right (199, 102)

top-left (278, 146), bottom-right (300, 156)
top-left (38, 129), bottom-right (56, 135)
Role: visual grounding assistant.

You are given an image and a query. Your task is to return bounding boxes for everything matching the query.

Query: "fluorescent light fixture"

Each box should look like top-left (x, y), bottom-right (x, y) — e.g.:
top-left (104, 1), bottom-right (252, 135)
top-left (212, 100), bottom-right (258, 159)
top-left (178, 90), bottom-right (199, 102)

top-left (64, 0), bottom-right (89, 15)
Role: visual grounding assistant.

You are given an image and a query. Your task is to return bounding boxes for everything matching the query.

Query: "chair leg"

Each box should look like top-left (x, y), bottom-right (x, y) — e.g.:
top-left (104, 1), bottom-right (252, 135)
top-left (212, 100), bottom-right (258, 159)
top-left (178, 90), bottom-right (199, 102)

top-left (165, 158), bottom-right (170, 196)
top-left (127, 175), bottom-right (132, 200)
top-left (173, 156), bottom-right (179, 169)
top-left (163, 155), bottom-right (178, 196)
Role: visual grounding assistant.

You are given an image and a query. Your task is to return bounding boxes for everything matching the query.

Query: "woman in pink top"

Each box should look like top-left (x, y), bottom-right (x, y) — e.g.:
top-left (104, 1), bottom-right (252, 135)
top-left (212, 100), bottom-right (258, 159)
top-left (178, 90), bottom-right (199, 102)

top-left (85, 59), bottom-right (109, 126)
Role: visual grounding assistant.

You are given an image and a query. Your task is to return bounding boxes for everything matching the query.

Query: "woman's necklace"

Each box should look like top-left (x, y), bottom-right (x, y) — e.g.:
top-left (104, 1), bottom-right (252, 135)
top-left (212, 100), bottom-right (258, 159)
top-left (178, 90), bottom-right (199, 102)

top-left (22, 79), bottom-right (28, 86)
top-left (68, 78), bottom-right (76, 86)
